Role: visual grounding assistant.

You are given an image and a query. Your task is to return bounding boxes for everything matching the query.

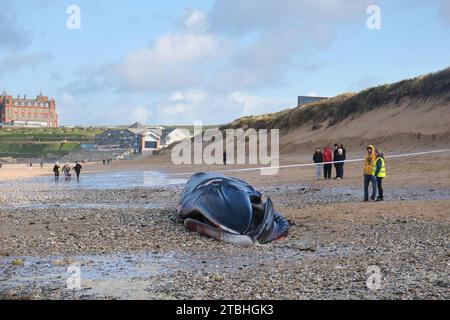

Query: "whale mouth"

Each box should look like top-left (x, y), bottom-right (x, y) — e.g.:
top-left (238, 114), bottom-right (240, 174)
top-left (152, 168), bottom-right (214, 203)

top-left (177, 173), bottom-right (289, 245)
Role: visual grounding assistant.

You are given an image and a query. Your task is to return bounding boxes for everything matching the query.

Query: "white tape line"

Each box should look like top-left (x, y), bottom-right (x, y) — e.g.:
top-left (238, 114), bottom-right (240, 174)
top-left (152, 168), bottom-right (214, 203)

top-left (170, 148), bottom-right (450, 176)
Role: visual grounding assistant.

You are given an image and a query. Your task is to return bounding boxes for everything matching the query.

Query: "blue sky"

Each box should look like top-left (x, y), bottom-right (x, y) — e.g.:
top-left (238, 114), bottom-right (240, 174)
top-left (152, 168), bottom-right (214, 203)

top-left (0, 0), bottom-right (449, 126)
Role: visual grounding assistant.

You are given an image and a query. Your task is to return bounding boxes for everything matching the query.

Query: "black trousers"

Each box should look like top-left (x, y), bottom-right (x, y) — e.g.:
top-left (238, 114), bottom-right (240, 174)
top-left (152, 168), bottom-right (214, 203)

top-left (377, 177), bottom-right (384, 199)
top-left (335, 163), bottom-right (344, 178)
top-left (324, 164), bottom-right (332, 179)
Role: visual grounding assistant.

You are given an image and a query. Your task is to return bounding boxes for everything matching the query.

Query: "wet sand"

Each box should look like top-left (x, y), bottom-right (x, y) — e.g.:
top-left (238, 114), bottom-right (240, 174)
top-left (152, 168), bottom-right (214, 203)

top-left (0, 152), bottom-right (449, 300)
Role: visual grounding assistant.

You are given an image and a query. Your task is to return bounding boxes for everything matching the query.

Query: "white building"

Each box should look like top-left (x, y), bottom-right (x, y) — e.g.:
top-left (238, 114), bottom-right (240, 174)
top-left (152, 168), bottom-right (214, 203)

top-left (161, 128), bottom-right (192, 147)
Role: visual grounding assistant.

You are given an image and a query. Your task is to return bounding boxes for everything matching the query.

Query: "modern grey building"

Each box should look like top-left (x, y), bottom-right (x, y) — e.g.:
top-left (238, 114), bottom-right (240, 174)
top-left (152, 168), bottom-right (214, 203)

top-left (95, 123), bottom-right (162, 153)
top-left (95, 123), bottom-right (191, 154)
top-left (297, 96), bottom-right (329, 106)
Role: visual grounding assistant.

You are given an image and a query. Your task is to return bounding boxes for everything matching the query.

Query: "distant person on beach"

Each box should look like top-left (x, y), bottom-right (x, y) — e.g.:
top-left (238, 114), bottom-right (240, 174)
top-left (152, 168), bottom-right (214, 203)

top-left (40, 161), bottom-right (44, 169)
top-left (29, 162), bottom-right (33, 170)
top-left (313, 148), bottom-right (323, 180)
top-left (53, 162), bottom-right (61, 181)
top-left (333, 144), bottom-right (339, 178)
top-left (322, 146), bottom-right (332, 180)
top-left (334, 148), bottom-right (345, 180)
top-left (63, 163), bottom-right (71, 181)
top-left (373, 149), bottom-right (386, 202)
top-left (363, 145), bottom-right (377, 202)
top-left (340, 144), bottom-right (347, 160)
top-left (340, 144), bottom-right (347, 178)
top-left (74, 161), bottom-right (83, 182)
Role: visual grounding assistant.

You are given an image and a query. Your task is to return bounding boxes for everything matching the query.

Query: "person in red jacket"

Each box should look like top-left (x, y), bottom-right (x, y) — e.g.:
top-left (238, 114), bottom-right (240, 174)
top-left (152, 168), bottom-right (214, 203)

top-left (322, 146), bottom-right (333, 179)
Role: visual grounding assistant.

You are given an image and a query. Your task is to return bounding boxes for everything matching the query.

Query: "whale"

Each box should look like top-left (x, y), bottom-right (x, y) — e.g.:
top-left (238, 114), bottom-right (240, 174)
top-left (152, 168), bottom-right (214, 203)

top-left (177, 173), bottom-right (289, 245)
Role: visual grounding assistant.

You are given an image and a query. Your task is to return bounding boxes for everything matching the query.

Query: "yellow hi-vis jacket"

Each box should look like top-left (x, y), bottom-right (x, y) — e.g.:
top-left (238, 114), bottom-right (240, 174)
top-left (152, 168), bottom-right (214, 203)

top-left (372, 157), bottom-right (386, 178)
top-left (364, 145), bottom-right (376, 175)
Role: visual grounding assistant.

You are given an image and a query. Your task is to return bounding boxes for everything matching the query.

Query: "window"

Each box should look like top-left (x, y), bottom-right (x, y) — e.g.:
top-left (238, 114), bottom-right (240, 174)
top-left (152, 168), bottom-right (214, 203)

top-left (145, 141), bottom-right (157, 149)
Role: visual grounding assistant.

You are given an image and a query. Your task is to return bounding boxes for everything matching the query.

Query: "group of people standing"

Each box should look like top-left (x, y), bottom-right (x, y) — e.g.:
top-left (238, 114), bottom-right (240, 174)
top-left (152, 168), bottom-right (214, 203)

top-left (313, 144), bottom-right (387, 202)
top-left (53, 161), bottom-right (83, 182)
top-left (313, 144), bottom-right (347, 180)
top-left (364, 145), bottom-right (386, 202)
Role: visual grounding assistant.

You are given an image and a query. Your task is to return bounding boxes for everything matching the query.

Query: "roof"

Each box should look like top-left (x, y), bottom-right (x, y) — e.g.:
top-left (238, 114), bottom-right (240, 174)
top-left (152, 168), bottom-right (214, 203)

top-left (127, 128), bottom-right (149, 135)
top-left (127, 127), bottom-right (162, 135)
top-left (128, 122), bottom-right (146, 129)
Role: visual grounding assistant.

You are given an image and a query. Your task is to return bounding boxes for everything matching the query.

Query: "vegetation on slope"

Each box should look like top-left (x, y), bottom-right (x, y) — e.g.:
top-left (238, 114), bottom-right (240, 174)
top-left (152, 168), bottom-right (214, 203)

top-left (0, 127), bottom-right (102, 158)
top-left (0, 142), bottom-right (81, 158)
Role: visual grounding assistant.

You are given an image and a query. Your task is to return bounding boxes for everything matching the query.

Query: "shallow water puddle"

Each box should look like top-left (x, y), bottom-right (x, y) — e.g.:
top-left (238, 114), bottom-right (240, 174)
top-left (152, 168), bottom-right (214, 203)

top-left (1, 170), bottom-right (187, 191)
top-left (0, 252), bottom-right (176, 298)
top-left (0, 243), bottom-right (370, 299)
top-left (0, 202), bottom-right (168, 210)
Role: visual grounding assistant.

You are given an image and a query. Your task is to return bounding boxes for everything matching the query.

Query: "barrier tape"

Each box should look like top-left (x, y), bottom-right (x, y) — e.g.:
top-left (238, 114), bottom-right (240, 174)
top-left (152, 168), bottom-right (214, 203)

top-left (170, 148), bottom-right (450, 176)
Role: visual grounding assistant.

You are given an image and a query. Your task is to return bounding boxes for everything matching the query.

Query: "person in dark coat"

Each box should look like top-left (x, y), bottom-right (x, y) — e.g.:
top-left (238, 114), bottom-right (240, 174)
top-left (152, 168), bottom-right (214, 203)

top-left (74, 161), bottom-right (83, 182)
top-left (340, 144), bottom-right (347, 178)
top-left (62, 163), bottom-right (71, 181)
top-left (340, 144), bottom-right (347, 160)
top-left (313, 148), bottom-right (323, 180)
top-left (334, 148), bottom-right (345, 179)
top-left (53, 162), bottom-right (61, 181)
top-left (333, 144), bottom-right (339, 178)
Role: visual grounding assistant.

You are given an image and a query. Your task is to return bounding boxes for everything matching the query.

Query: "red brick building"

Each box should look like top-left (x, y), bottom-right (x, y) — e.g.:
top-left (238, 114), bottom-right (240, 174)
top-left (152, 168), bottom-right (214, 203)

top-left (0, 91), bottom-right (58, 127)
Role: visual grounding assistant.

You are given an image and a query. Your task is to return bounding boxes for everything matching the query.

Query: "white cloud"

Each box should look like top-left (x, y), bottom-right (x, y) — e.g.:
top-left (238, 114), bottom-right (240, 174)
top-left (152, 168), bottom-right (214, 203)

top-left (183, 9), bottom-right (208, 32)
top-left (105, 32), bottom-right (224, 92)
top-left (150, 90), bottom-right (292, 125)
top-left (127, 106), bottom-right (153, 124)
top-left (228, 91), bottom-right (292, 116)
top-left (153, 90), bottom-right (237, 124)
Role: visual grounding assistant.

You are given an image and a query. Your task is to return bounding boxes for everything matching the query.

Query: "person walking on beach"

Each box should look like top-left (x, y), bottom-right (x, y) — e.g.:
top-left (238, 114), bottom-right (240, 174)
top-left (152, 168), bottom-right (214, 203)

top-left (334, 147), bottom-right (345, 179)
top-left (53, 162), bottom-right (61, 181)
top-left (63, 163), bottom-right (71, 181)
top-left (363, 145), bottom-right (377, 202)
top-left (313, 148), bottom-right (323, 180)
top-left (74, 161), bottom-right (83, 182)
top-left (373, 149), bottom-right (386, 202)
top-left (322, 146), bottom-right (333, 180)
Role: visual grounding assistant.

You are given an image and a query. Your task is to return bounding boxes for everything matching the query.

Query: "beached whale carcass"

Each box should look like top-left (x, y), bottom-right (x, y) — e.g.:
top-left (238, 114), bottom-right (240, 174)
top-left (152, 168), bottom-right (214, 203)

top-left (177, 173), bottom-right (289, 245)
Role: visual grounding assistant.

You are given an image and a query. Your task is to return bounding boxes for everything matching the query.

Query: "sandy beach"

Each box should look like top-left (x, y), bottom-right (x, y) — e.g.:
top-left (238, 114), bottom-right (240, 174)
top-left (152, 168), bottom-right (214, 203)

top-left (0, 149), bottom-right (449, 300)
